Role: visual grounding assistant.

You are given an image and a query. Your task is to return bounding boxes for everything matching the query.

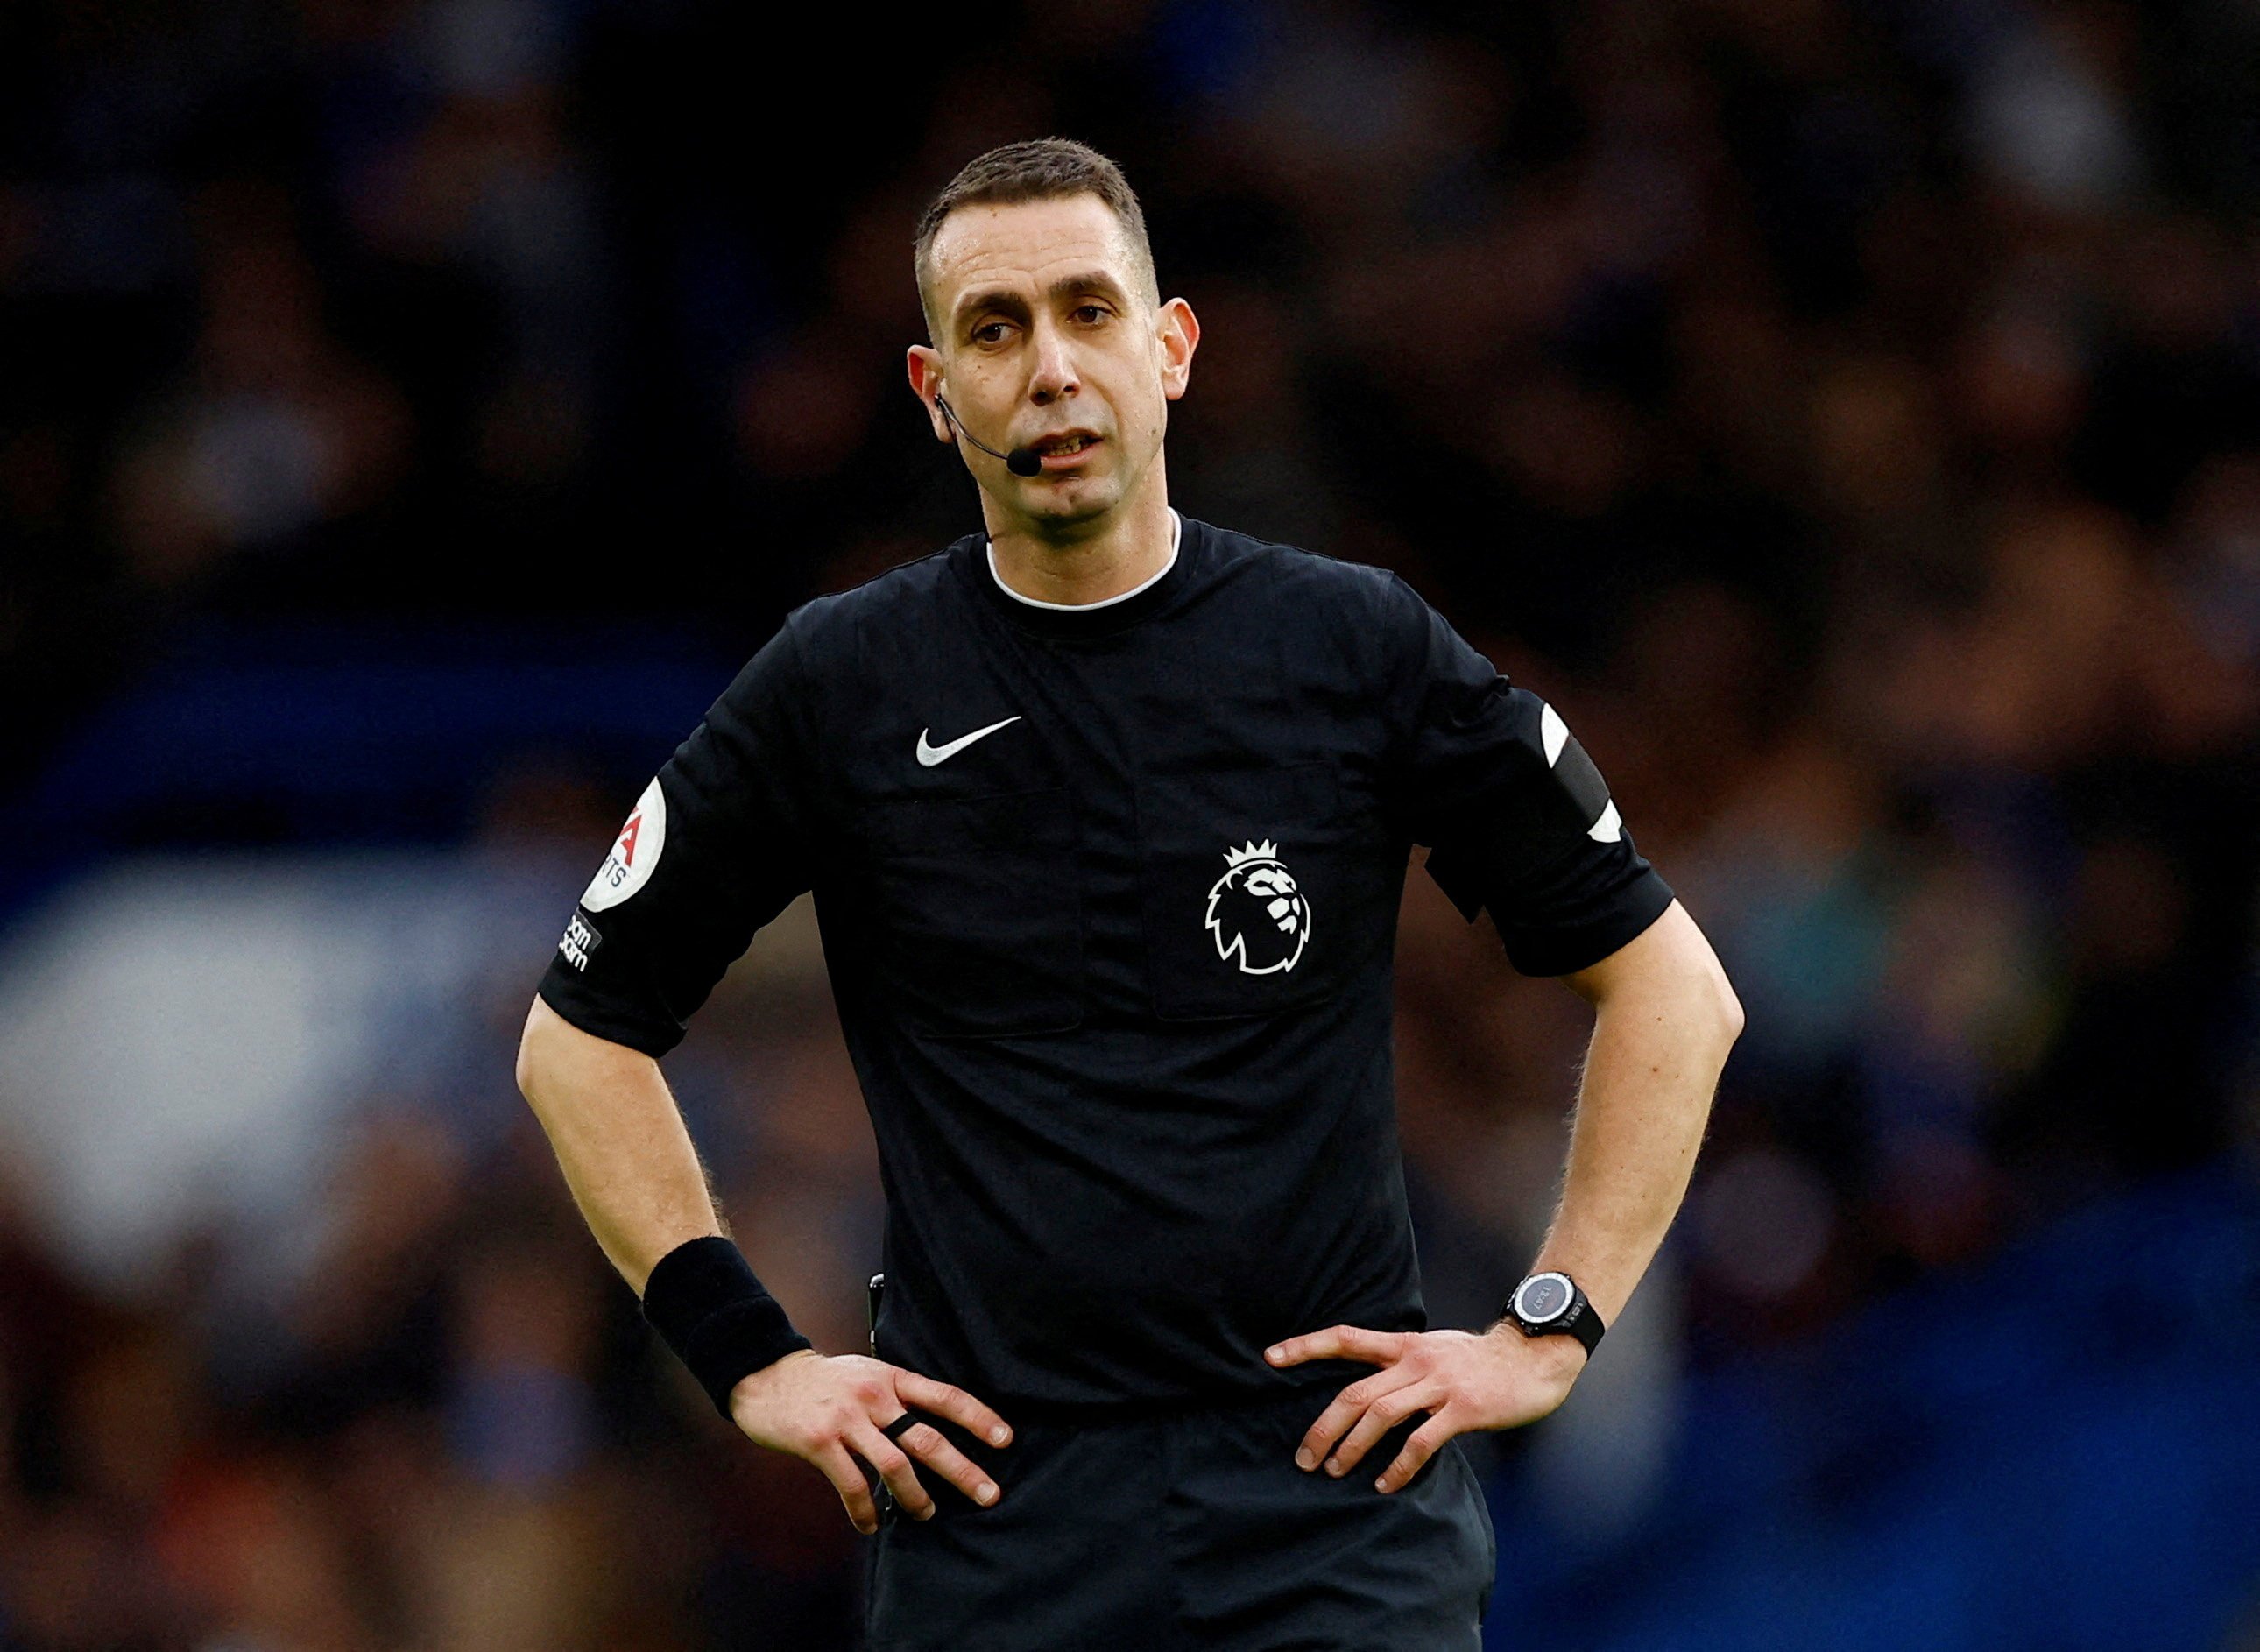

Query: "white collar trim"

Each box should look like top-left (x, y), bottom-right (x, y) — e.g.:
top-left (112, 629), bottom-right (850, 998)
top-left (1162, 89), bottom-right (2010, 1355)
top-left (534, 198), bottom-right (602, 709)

top-left (987, 510), bottom-right (1182, 611)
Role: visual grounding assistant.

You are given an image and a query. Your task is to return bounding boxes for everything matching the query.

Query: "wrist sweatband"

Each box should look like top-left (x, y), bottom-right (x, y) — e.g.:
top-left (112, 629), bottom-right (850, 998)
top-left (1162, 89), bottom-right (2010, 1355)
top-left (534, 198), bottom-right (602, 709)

top-left (639, 1236), bottom-right (812, 1419)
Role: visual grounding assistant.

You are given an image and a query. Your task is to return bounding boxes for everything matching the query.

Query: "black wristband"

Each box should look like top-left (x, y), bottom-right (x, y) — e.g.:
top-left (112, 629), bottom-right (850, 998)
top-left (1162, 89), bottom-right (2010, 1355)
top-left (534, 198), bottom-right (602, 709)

top-left (639, 1236), bottom-right (813, 1419)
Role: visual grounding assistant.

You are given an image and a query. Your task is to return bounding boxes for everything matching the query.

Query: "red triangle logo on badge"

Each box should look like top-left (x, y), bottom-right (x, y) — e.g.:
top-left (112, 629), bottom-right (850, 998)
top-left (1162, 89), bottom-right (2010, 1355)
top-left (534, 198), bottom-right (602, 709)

top-left (617, 811), bottom-right (642, 865)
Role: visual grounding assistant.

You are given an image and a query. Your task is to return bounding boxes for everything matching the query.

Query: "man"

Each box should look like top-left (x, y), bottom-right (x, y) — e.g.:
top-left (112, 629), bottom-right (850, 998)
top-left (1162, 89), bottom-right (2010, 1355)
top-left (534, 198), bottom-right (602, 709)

top-left (517, 138), bottom-right (1742, 1648)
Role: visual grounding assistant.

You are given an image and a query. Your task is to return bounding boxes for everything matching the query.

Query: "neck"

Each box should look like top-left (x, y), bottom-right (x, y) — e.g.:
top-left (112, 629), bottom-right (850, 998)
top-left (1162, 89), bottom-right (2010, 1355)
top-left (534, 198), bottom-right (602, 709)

top-left (982, 463), bottom-right (1176, 606)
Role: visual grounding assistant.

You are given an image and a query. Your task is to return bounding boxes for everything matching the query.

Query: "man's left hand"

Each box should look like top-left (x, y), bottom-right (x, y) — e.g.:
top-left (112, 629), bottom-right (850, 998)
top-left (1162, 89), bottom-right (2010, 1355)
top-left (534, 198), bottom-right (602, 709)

top-left (1265, 1324), bottom-right (1588, 1493)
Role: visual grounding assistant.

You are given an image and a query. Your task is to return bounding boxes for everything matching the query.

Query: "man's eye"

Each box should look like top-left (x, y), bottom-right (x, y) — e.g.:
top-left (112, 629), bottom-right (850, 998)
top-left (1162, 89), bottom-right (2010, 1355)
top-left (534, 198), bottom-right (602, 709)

top-left (973, 321), bottom-right (1011, 344)
top-left (1073, 305), bottom-right (1108, 323)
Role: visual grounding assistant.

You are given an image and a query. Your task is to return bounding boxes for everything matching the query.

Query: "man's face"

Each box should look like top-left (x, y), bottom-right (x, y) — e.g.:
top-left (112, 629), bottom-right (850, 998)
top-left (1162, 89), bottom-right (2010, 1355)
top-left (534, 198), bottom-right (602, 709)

top-left (909, 194), bottom-right (1197, 536)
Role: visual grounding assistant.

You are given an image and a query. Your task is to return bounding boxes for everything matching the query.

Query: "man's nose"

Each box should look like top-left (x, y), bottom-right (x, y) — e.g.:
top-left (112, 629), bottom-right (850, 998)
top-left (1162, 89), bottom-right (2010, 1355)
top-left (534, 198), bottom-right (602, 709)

top-left (1027, 321), bottom-right (1079, 406)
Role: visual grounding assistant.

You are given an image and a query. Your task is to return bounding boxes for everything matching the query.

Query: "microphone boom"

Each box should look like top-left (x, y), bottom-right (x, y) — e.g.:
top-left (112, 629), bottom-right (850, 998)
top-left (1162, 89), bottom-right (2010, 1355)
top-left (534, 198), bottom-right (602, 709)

top-left (936, 397), bottom-right (1044, 477)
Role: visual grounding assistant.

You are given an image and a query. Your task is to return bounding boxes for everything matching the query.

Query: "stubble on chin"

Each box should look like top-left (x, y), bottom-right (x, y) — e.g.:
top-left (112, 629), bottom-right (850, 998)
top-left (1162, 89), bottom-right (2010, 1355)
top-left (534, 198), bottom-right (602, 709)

top-left (1006, 463), bottom-right (1130, 539)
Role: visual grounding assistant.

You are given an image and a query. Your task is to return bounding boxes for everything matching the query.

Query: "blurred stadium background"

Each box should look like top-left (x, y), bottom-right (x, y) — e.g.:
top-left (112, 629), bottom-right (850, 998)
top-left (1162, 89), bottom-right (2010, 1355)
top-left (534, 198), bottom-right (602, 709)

top-left (2, 1), bottom-right (2258, 1647)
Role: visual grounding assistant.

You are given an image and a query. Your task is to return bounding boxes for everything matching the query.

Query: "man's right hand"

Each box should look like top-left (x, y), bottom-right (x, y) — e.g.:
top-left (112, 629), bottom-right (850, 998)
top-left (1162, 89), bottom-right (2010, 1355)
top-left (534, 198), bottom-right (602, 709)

top-left (727, 1349), bottom-right (1013, 1534)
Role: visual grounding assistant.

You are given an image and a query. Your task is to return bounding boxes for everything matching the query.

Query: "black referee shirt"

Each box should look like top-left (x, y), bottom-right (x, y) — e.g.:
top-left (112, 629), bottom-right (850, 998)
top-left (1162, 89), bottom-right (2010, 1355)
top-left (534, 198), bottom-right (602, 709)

top-left (538, 513), bottom-right (1673, 1413)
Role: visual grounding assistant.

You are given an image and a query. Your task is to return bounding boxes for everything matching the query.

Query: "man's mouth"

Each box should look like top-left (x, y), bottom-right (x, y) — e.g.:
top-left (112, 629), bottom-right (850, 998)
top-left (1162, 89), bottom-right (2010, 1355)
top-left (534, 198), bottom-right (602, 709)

top-left (1030, 432), bottom-right (1101, 469)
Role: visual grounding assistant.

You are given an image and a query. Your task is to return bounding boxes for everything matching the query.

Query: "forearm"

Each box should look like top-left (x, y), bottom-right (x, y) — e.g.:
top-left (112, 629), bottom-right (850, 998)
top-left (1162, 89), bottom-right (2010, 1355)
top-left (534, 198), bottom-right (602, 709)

top-left (514, 994), bottom-right (724, 1295)
top-left (1529, 974), bottom-right (1739, 1325)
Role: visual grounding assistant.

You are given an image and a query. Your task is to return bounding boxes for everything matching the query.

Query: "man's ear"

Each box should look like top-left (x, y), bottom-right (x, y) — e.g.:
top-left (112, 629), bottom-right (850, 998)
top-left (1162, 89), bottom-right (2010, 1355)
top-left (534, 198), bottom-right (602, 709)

top-left (906, 345), bottom-right (954, 444)
top-left (1158, 297), bottom-right (1200, 403)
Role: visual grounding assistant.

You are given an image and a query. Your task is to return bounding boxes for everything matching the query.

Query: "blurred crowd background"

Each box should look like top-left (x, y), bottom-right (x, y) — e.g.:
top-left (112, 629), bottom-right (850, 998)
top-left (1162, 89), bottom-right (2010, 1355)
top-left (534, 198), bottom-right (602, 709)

top-left (3, 0), bottom-right (2259, 1648)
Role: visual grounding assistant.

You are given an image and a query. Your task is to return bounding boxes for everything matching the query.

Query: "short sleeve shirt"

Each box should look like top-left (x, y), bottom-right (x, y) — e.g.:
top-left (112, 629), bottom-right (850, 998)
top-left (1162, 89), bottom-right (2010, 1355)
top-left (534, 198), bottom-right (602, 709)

top-left (539, 516), bottom-right (1673, 1411)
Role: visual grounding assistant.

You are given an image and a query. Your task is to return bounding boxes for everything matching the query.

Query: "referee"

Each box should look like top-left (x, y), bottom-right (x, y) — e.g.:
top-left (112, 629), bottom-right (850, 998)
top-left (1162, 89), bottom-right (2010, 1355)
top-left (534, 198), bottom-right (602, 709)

top-left (517, 138), bottom-right (1742, 1649)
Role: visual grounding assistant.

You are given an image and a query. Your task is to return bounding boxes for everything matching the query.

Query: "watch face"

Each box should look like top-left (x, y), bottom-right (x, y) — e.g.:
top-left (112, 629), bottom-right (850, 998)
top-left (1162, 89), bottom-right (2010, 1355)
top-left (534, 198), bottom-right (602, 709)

top-left (1515, 1273), bottom-right (1572, 1324)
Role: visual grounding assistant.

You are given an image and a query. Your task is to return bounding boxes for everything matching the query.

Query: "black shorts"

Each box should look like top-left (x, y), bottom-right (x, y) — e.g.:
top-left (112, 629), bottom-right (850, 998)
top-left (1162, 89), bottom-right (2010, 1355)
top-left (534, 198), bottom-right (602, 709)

top-left (863, 1386), bottom-right (1496, 1651)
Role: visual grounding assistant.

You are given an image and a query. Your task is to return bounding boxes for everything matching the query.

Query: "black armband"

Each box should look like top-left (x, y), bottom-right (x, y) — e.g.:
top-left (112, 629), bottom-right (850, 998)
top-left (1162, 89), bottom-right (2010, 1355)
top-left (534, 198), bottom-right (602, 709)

top-left (639, 1236), bottom-right (813, 1419)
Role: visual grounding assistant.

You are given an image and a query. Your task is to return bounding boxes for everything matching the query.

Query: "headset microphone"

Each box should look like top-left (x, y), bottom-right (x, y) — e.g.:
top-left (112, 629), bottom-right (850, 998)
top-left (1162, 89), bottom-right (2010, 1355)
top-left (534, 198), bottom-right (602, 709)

top-left (935, 396), bottom-right (1044, 478)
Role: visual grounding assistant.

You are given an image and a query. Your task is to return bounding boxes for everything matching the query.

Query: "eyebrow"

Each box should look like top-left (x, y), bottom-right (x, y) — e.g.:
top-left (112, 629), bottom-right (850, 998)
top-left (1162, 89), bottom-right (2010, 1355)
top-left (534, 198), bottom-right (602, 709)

top-left (953, 269), bottom-right (1134, 330)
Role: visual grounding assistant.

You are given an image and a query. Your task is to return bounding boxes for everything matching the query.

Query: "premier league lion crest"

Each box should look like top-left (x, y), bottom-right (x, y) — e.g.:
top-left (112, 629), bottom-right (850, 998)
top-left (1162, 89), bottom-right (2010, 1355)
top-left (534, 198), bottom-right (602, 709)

top-left (1206, 840), bottom-right (1310, 975)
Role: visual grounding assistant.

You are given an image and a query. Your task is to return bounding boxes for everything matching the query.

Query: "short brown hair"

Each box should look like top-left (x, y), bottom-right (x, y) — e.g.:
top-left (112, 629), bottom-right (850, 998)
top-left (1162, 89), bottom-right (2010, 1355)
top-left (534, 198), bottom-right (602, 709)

top-left (913, 138), bottom-right (1157, 339)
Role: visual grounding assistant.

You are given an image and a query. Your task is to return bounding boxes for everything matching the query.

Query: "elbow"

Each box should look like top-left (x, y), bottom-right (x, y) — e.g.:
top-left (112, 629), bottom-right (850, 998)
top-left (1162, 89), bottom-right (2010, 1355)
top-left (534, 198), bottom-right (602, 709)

top-left (1715, 983), bottom-right (1746, 1048)
top-left (1705, 955), bottom-right (1746, 1049)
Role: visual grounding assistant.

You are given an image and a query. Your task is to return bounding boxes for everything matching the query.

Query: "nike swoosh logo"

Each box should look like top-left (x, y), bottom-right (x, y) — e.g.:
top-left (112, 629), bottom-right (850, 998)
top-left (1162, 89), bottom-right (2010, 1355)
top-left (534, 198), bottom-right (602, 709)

top-left (915, 715), bottom-right (1023, 767)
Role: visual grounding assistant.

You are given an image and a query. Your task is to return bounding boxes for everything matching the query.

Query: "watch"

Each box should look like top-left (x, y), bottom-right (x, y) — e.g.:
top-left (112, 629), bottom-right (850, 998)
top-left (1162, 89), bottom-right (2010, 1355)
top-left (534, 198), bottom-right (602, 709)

top-left (1503, 1270), bottom-right (1606, 1357)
